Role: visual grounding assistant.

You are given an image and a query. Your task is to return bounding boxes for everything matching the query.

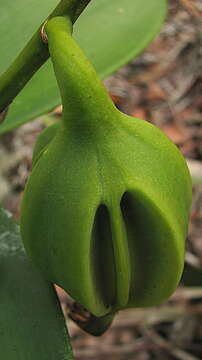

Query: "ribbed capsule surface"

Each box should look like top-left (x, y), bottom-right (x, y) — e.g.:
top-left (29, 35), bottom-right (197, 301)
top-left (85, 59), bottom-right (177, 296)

top-left (20, 16), bottom-right (192, 317)
top-left (21, 111), bottom-right (192, 316)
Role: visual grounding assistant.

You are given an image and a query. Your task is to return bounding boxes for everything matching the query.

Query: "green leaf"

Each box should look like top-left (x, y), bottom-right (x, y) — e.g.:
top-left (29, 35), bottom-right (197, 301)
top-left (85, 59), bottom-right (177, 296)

top-left (0, 0), bottom-right (167, 134)
top-left (0, 207), bottom-right (74, 359)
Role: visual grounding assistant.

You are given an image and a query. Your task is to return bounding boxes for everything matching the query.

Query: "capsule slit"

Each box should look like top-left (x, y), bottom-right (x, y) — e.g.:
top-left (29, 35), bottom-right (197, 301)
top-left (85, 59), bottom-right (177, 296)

top-left (91, 205), bottom-right (116, 308)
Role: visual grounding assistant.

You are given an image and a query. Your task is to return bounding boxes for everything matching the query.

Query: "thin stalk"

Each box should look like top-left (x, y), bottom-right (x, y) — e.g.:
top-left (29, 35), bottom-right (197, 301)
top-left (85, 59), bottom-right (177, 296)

top-left (0, 0), bottom-right (92, 113)
top-left (45, 16), bottom-right (115, 127)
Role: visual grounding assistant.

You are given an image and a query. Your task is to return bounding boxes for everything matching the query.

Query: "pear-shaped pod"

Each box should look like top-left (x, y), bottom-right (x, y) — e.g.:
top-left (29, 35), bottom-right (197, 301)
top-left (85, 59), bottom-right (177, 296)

top-left (21, 112), bottom-right (191, 315)
top-left (21, 16), bottom-right (192, 317)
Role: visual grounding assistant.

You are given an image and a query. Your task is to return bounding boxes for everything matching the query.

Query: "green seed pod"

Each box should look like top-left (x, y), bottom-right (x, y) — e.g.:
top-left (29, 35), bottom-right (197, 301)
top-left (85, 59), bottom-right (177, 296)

top-left (21, 16), bottom-right (192, 318)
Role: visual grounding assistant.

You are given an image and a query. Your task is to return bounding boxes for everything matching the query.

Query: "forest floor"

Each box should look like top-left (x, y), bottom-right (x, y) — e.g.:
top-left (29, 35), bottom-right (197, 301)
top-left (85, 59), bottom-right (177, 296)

top-left (0, 0), bottom-right (202, 359)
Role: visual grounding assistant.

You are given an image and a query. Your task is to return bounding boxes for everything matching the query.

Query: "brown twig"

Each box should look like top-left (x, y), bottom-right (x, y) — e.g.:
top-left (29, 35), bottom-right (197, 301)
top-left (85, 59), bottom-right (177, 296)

top-left (74, 338), bottom-right (147, 358)
top-left (142, 327), bottom-right (200, 360)
top-left (179, 0), bottom-right (202, 18)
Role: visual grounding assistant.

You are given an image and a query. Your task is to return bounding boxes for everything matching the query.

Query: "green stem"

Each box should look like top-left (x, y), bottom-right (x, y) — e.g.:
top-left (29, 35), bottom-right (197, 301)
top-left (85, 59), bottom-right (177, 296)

top-left (0, 0), bottom-right (92, 113)
top-left (45, 16), bottom-right (115, 129)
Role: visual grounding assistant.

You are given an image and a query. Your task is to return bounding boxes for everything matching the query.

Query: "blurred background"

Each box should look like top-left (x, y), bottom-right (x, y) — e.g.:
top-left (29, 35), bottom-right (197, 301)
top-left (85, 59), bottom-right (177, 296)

top-left (0, 0), bottom-right (202, 359)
